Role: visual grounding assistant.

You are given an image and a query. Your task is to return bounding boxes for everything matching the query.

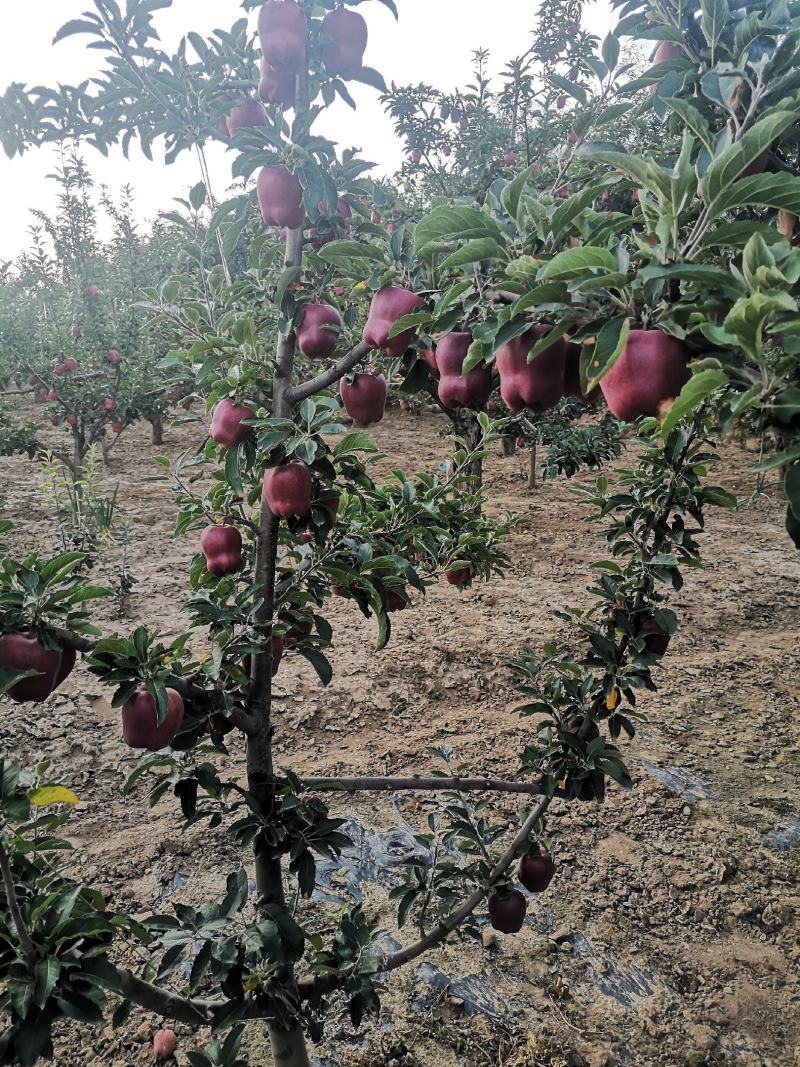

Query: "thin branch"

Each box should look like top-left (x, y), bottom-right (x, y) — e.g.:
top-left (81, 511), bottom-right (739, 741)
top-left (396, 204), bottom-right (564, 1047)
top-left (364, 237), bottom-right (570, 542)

top-left (285, 341), bottom-right (372, 406)
top-left (301, 776), bottom-right (545, 797)
top-left (0, 833), bottom-right (36, 963)
top-left (117, 970), bottom-right (214, 1026)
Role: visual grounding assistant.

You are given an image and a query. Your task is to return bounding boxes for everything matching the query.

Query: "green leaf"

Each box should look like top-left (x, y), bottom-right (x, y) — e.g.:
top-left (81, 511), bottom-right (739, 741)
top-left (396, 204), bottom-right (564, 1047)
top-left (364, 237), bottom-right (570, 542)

top-left (708, 170), bottom-right (800, 219)
top-left (500, 165), bottom-right (533, 220)
top-left (586, 317), bottom-right (630, 388)
top-left (189, 182), bottom-right (207, 211)
top-left (415, 206), bottom-right (504, 253)
top-left (601, 33), bottom-right (620, 71)
top-left (664, 97), bottom-right (713, 152)
top-left (700, 0), bottom-right (730, 50)
top-left (53, 18), bottom-right (101, 44)
top-left (317, 240), bottom-right (388, 264)
top-left (703, 111), bottom-right (800, 207)
top-left (542, 246), bottom-right (617, 280)
top-left (33, 959), bottom-right (61, 1009)
top-left (387, 312), bottom-right (433, 339)
top-left (439, 238), bottom-right (507, 270)
top-left (659, 369), bottom-right (727, 435)
top-left (549, 74), bottom-right (588, 105)
top-left (353, 66), bottom-right (387, 92)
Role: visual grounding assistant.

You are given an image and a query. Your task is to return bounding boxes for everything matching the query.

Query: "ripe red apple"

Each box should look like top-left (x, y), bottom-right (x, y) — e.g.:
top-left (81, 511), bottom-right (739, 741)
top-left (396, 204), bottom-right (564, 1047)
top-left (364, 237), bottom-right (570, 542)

top-left (258, 0), bottom-right (307, 72)
top-left (107, 349), bottom-right (121, 365)
top-left (121, 687), bottom-right (184, 751)
top-left (411, 149), bottom-right (422, 164)
top-left (49, 415), bottom-right (60, 427)
top-left (651, 40), bottom-right (683, 73)
top-left (53, 362), bottom-right (66, 377)
top-left (0, 633), bottom-right (69, 702)
top-left (339, 372), bottom-right (387, 426)
top-left (503, 150), bottom-right (517, 166)
top-left (450, 107), bottom-right (463, 123)
top-left (337, 198), bottom-right (352, 220)
top-left (436, 332), bottom-right (492, 411)
top-left (47, 390), bottom-right (59, 402)
top-left (66, 415), bottom-right (78, 427)
top-left (442, 145), bottom-right (452, 157)
top-left (226, 95), bottom-right (267, 135)
top-left (556, 185), bottom-right (569, 199)
top-left (210, 399), bottom-right (255, 448)
top-left (64, 357), bottom-right (78, 372)
top-left (257, 165), bottom-right (305, 229)
top-left (599, 329), bottom-right (690, 421)
top-left (264, 461), bottom-right (312, 518)
top-left (387, 221), bottom-right (398, 235)
top-left (567, 127), bottom-right (577, 145)
top-left (421, 348), bottom-right (439, 379)
top-left (54, 648), bottom-right (77, 689)
top-left (72, 325), bottom-right (82, 339)
top-left (322, 6), bottom-right (369, 78)
top-left (103, 397), bottom-right (116, 412)
top-left (371, 209), bottom-right (381, 224)
top-left (259, 58), bottom-right (296, 109)
top-left (496, 326), bottom-right (567, 414)
top-left (86, 284), bottom-right (100, 299)
top-left (518, 853), bottom-right (556, 893)
top-left (440, 103), bottom-right (450, 120)
top-left (153, 1029), bottom-right (178, 1061)
top-left (556, 94), bottom-right (567, 109)
top-left (201, 524), bottom-right (244, 577)
top-left (443, 567), bottom-right (473, 587)
top-left (363, 285), bottom-right (423, 357)
top-left (384, 590), bottom-right (407, 613)
top-left (488, 889), bottom-right (527, 933)
top-left (296, 302), bottom-right (342, 359)
top-left (111, 421), bottom-right (124, 434)
top-left (637, 615), bottom-right (671, 656)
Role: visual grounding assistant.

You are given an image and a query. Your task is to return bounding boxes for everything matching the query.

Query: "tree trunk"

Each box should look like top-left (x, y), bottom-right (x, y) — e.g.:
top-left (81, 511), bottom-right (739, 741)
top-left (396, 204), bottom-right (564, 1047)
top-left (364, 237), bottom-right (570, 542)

top-left (528, 443), bottom-right (537, 492)
top-left (150, 414), bottom-right (164, 446)
top-left (268, 1025), bottom-right (311, 1067)
top-left (502, 435), bottom-right (517, 457)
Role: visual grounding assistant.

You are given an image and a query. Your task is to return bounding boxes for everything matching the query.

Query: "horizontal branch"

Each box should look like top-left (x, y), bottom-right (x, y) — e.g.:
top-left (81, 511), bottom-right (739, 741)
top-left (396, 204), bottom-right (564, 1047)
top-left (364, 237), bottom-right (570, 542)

top-left (285, 341), bottom-right (372, 406)
top-left (118, 970), bottom-right (215, 1026)
top-left (301, 776), bottom-right (545, 797)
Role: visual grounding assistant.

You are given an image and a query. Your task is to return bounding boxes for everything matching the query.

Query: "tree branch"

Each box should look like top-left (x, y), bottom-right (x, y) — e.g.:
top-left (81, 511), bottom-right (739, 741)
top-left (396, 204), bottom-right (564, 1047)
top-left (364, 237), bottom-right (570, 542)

top-left (0, 832), bottom-right (37, 964)
top-left (117, 970), bottom-right (214, 1026)
top-left (301, 776), bottom-right (545, 797)
top-left (285, 341), bottom-right (372, 407)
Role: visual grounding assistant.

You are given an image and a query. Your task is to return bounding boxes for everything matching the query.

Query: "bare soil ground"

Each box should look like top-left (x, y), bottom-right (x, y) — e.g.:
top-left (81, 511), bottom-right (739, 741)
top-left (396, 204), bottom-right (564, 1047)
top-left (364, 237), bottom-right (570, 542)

top-left (1, 408), bottom-right (798, 1067)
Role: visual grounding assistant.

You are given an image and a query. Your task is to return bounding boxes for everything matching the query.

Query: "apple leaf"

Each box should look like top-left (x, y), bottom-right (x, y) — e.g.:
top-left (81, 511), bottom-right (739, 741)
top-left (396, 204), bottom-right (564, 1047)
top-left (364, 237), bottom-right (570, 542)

top-left (585, 317), bottom-right (630, 389)
top-left (29, 786), bottom-right (79, 807)
top-left (318, 240), bottom-right (388, 265)
top-left (542, 246), bottom-right (617, 280)
top-left (659, 368), bottom-right (728, 435)
top-left (439, 238), bottom-right (507, 270)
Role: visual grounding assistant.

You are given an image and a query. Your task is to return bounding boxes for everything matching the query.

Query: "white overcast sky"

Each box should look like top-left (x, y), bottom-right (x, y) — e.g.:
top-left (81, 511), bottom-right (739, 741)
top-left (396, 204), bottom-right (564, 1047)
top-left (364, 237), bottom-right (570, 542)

top-left (0, 0), bottom-right (612, 260)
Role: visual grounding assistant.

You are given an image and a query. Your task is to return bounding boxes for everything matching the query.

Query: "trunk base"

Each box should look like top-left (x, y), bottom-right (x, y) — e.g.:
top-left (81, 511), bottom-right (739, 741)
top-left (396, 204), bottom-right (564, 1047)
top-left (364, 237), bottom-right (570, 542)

top-left (268, 1024), bottom-right (310, 1067)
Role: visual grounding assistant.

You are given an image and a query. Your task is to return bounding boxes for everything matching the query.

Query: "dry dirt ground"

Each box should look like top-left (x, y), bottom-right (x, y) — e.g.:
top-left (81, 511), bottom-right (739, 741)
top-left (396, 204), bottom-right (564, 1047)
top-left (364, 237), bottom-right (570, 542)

top-left (1, 407), bottom-right (799, 1067)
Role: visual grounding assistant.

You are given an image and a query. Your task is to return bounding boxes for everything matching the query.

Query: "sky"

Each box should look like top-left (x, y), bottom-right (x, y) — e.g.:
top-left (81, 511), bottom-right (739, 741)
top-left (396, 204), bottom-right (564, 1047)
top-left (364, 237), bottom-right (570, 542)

top-left (0, 0), bottom-right (613, 261)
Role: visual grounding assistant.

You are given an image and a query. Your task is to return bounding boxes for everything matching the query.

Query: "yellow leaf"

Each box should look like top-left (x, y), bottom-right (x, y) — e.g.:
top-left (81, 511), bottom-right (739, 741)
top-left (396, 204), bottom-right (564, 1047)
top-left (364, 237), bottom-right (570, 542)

top-left (605, 687), bottom-right (619, 711)
top-left (556, 779), bottom-right (567, 790)
top-left (30, 786), bottom-right (79, 807)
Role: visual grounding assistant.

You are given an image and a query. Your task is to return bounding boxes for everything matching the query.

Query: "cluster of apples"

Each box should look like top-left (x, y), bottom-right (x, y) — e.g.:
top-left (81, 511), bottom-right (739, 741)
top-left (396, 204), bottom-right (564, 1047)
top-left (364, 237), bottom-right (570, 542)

top-left (488, 851), bottom-right (556, 934)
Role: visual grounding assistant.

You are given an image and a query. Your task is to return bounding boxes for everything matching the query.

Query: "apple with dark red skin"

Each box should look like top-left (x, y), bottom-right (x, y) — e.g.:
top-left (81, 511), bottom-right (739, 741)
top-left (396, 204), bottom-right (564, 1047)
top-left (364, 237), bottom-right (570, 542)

top-left (72, 325), bottom-right (82, 339)
top-left (153, 1029), bottom-right (178, 1061)
top-left (296, 303), bottom-right (342, 359)
top-left (47, 391), bottom-right (59, 402)
top-left (556, 94), bottom-right (567, 109)
top-left (443, 567), bottom-right (473, 587)
top-left (107, 349), bottom-right (121, 365)
top-left (384, 590), bottom-right (407, 613)
top-left (259, 58), bottom-right (296, 109)
top-left (599, 329), bottom-right (690, 421)
top-left (649, 40), bottom-right (683, 93)
top-left (87, 284), bottom-right (100, 299)
top-left (443, 145), bottom-right (452, 157)
top-left (257, 166), bottom-right (305, 229)
top-left (64, 357), bottom-right (78, 372)
top-left (0, 633), bottom-right (69, 702)
top-left (387, 222), bottom-right (398, 235)
top-left (363, 285), bottom-right (423, 357)
top-left (258, 0), bottom-right (307, 72)
top-left (49, 415), bottom-right (60, 427)
top-left (371, 209), bottom-right (381, 224)
top-left (488, 889), bottom-right (527, 933)
top-left (556, 185), bottom-right (569, 199)
top-left (53, 362), bottom-right (66, 377)
top-left (337, 198), bottom-right (352, 220)
top-left (111, 421), bottom-right (124, 434)
top-left (496, 326), bottom-right (567, 414)
top-left (421, 348), bottom-right (439, 379)
top-left (264, 461), bottom-right (312, 518)
top-left (320, 6), bottom-right (368, 78)
top-left (411, 149), bottom-right (422, 164)
top-left (54, 648), bottom-right (77, 689)
top-left (518, 853), bottom-right (556, 893)
top-left (210, 399), bottom-right (255, 448)
top-left (122, 687), bottom-right (184, 751)
top-left (201, 524), bottom-right (244, 577)
top-left (103, 397), bottom-right (116, 412)
top-left (66, 415), bottom-right (78, 427)
top-left (437, 332), bottom-right (492, 411)
top-left (339, 372), bottom-right (387, 426)
top-left (503, 150), bottom-right (517, 166)
top-left (226, 95), bottom-right (267, 135)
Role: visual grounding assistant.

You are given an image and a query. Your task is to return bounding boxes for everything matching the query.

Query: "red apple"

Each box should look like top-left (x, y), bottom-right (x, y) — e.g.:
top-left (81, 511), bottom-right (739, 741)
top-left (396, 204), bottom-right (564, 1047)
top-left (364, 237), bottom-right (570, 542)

top-left (49, 415), bottom-right (60, 427)
top-left (637, 615), bottom-right (671, 656)
top-left (107, 349), bottom-right (121, 365)
top-left (111, 421), bottom-right (124, 434)
top-left (210, 399), bottom-right (255, 448)
top-left (320, 7), bottom-right (368, 79)
top-left (0, 633), bottom-right (67, 702)
top-left (257, 166), bottom-right (305, 229)
top-left (411, 149), bottom-right (422, 164)
top-left (556, 94), bottom-right (567, 109)
top-left (121, 687), bottom-right (184, 751)
top-left (496, 326), bottom-right (567, 414)
top-left (66, 415), bottom-right (78, 427)
top-left (54, 648), bottom-right (77, 689)
top-left (64, 357), bottom-right (78, 372)
top-left (371, 209), bottom-right (381, 224)
top-left (488, 889), bottom-right (527, 933)
top-left (53, 362), bottom-right (66, 377)
top-left (436, 332), bottom-right (492, 411)
top-left (567, 127), bottom-right (577, 145)
top-left (259, 58), bottom-right (296, 109)
top-left (226, 95), bottom-right (267, 135)
top-left (556, 185), bottom-right (569, 199)
top-left (339, 372), bottom-right (387, 426)
top-left (153, 1029), bottom-right (178, 1061)
top-left (443, 567), bottom-right (473, 587)
top-left (264, 461), bottom-right (312, 518)
top-left (518, 853), bottom-right (556, 893)
top-left (363, 285), bottom-right (424, 357)
top-left (72, 325), bottom-right (82, 339)
top-left (337, 198), bottom-right (352, 220)
top-left (297, 303), bottom-right (342, 359)
top-left (384, 590), bottom-right (407, 613)
top-left (47, 390), bottom-right (59, 402)
top-left (258, 0), bottom-right (307, 72)
top-left (421, 348), bottom-right (439, 379)
top-left (103, 397), bottom-right (116, 412)
top-left (387, 222), bottom-right (398, 235)
top-left (86, 284), bottom-right (100, 299)
top-left (599, 329), bottom-right (690, 421)
top-left (443, 145), bottom-right (452, 157)
top-left (272, 635), bottom-right (285, 676)
top-left (201, 525), bottom-right (244, 577)
top-left (503, 150), bottom-right (517, 166)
